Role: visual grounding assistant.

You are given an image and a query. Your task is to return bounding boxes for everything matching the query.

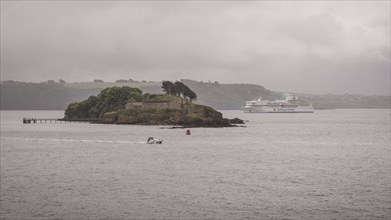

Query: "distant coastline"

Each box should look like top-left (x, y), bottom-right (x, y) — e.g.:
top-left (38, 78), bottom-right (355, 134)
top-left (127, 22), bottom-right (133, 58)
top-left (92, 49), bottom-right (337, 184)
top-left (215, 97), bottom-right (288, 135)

top-left (1, 80), bottom-right (390, 110)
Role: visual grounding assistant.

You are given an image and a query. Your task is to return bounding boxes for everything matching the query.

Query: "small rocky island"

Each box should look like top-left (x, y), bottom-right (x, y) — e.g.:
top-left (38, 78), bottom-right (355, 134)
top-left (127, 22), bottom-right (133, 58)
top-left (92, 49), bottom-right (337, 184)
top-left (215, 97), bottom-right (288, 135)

top-left (64, 81), bottom-right (244, 127)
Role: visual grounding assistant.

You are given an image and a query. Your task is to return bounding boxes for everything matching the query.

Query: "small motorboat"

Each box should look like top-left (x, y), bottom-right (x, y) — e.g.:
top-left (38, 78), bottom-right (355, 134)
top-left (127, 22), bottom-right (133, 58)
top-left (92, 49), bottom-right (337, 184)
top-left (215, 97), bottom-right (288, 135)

top-left (147, 137), bottom-right (163, 144)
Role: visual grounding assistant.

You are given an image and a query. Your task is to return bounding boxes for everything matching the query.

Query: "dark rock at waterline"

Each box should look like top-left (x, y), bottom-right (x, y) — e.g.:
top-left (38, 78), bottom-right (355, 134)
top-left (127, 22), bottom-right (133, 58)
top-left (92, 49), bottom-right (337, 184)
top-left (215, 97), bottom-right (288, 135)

top-left (228, 118), bottom-right (245, 124)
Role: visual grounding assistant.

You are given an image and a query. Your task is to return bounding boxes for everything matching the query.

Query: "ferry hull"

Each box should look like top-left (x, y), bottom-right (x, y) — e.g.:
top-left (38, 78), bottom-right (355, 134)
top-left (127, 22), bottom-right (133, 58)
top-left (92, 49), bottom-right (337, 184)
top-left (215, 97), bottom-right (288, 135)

top-left (243, 106), bottom-right (314, 113)
top-left (243, 109), bottom-right (314, 113)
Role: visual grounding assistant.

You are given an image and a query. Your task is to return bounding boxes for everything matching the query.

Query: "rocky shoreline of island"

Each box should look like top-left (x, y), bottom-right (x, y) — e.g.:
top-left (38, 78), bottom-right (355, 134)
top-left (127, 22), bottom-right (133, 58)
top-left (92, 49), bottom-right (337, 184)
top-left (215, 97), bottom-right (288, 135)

top-left (63, 83), bottom-right (244, 128)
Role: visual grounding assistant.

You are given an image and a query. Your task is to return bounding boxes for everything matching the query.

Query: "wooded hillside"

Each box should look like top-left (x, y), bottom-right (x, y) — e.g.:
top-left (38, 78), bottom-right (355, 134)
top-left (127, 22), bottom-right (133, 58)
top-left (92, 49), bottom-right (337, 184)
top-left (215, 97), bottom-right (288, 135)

top-left (1, 80), bottom-right (389, 110)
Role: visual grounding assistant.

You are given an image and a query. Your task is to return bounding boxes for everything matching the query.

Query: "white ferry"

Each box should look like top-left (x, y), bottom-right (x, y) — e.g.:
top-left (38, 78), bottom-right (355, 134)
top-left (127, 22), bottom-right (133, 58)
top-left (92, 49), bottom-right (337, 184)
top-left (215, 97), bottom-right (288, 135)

top-left (243, 94), bottom-right (314, 113)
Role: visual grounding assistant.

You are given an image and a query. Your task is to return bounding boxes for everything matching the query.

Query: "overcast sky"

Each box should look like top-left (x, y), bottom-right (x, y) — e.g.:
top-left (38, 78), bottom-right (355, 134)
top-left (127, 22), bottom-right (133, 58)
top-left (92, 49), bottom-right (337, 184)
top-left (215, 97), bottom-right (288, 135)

top-left (1, 1), bottom-right (390, 95)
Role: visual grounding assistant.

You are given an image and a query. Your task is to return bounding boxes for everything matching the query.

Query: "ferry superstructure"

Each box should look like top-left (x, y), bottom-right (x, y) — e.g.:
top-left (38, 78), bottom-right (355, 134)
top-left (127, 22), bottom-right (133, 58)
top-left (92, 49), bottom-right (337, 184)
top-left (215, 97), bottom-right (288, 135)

top-left (242, 94), bottom-right (314, 113)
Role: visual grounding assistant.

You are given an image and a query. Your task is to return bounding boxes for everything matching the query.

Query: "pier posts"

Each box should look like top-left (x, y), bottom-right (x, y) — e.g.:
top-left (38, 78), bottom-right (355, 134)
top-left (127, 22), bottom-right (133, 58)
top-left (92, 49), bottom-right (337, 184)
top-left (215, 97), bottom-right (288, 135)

top-left (23, 117), bottom-right (100, 124)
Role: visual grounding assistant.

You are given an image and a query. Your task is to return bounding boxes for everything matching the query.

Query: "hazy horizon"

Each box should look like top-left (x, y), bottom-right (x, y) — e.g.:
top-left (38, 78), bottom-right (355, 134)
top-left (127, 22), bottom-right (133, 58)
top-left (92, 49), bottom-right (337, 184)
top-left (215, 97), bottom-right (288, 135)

top-left (1, 1), bottom-right (390, 95)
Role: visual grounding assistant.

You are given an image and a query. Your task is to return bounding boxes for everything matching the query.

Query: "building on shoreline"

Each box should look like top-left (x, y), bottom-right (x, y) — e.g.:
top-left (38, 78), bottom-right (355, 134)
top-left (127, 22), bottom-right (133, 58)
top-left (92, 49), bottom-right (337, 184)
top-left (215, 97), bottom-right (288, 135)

top-left (125, 100), bottom-right (182, 110)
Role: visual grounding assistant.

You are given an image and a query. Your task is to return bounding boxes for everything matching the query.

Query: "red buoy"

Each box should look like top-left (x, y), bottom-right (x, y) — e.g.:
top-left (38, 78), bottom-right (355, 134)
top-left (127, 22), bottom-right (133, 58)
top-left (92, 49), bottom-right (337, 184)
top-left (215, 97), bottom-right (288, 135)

top-left (186, 129), bottom-right (191, 135)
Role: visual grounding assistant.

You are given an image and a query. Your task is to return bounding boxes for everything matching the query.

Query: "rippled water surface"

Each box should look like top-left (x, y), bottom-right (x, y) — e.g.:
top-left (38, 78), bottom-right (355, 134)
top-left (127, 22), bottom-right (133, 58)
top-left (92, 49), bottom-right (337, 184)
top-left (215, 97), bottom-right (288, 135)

top-left (1, 110), bottom-right (390, 219)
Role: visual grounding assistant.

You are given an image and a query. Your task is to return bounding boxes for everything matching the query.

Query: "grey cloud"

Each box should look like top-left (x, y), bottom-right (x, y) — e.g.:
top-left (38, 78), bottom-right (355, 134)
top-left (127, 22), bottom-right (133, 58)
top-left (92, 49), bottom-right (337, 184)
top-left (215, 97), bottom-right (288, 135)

top-left (1, 1), bottom-right (389, 95)
top-left (271, 13), bottom-right (344, 47)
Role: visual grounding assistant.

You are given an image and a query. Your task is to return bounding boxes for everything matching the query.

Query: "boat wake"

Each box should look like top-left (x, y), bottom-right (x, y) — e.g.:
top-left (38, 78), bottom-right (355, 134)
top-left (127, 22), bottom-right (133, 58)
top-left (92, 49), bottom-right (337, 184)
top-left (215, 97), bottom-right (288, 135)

top-left (1, 136), bottom-right (146, 144)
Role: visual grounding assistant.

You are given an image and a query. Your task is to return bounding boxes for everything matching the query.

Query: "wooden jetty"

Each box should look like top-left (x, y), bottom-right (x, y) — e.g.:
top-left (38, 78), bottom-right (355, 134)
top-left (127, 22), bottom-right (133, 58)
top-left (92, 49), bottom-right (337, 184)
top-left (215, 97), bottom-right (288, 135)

top-left (23, 117), bottom-right (102, 124)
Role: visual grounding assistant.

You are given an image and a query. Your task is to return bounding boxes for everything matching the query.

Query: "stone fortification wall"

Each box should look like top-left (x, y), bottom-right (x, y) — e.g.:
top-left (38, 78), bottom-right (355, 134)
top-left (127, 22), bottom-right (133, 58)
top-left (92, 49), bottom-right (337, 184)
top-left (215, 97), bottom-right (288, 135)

top-left (125, 101), bottom-right (181, 110)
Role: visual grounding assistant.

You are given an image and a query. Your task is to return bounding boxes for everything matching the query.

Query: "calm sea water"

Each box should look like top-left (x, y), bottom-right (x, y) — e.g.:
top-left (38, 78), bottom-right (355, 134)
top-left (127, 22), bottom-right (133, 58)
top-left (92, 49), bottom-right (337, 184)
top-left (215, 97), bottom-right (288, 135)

top-left (1, 109), bottom-right (390, 220)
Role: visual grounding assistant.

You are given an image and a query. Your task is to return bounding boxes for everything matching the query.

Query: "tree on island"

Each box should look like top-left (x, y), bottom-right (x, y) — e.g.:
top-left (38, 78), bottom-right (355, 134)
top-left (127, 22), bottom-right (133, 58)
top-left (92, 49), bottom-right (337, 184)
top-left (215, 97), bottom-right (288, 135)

top-left (161, 81), bottom-right (177, 95)
top-left (174, 81), bottom-right (187, 97)
top-left (174, 81), bottom-right (197, 101)
top-left (184, 88), bottom-right (197, 101)
top-left (64, 86), bottom-right (142, 118)
top-left (161, 81), bottom-right (197, 101)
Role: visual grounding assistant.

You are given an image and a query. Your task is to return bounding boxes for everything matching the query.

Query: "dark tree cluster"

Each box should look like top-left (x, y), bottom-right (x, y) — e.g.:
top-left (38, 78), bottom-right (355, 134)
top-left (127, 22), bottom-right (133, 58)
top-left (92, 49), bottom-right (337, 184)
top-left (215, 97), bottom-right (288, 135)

top-left (64, 86), bottom-right (143, 118)
top-left (161, 81), bottom-right (197, 101)
top-left (115, 79), bottom-right (128, 83)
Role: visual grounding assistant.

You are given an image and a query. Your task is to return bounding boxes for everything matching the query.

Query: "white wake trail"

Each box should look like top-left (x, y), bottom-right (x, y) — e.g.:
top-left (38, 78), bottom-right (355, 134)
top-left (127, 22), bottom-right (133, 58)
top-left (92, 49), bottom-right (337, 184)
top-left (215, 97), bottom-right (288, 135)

top-left (1, 136), bottom-right (146, 144)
